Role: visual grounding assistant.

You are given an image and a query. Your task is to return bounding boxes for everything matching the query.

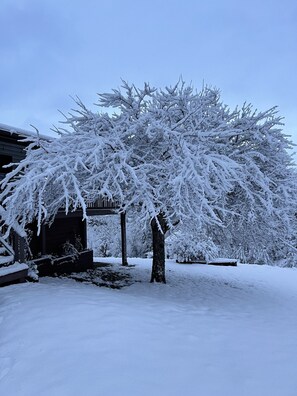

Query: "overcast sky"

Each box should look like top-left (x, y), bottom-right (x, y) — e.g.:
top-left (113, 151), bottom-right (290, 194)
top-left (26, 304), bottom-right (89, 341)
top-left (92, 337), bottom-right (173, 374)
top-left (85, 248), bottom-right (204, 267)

top-left (1, 0), bottom-right (296, 144)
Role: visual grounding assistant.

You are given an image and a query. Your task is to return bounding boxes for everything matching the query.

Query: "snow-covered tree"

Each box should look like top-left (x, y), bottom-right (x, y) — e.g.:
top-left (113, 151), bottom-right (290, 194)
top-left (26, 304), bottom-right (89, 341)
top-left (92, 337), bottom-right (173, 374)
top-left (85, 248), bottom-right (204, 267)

top-left (0, 81), bottom-right (295, 282)
top-left (126, 212), bottom-right (152, 258)
top-left (216, 104), bottom-right (297, 263)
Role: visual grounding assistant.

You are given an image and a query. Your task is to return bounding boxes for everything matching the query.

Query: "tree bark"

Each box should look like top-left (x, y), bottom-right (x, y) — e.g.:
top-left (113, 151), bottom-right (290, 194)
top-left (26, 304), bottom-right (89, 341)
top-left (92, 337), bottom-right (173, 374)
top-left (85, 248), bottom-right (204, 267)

top-left (150, 213), bottom-right (168, 283)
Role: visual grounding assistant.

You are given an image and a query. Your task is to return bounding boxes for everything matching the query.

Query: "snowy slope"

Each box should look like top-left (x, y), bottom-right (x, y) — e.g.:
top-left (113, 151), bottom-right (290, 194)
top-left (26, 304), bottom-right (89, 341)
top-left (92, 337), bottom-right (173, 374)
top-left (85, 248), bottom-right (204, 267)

top-left (0, 259), bottom-right (297, 396)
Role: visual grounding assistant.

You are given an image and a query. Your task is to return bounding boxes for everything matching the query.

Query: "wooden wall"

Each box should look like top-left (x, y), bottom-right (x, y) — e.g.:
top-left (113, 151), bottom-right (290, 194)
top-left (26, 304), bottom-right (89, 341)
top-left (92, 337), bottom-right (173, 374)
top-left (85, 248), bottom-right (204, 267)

top-left (29, 216), bottom-right (87, 258)
top-left (0, 137), bottom-right (26, 163)
top-left (0, 130), bottom-right (27, 179)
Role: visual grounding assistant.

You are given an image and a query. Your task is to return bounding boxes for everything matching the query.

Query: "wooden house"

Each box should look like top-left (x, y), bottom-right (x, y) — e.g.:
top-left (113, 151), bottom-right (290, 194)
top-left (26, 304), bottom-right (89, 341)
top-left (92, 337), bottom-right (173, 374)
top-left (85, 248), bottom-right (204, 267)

top-left (0, 123), bottom-right (127, 279)
top-left (0, 123), bottom-right (31, 180)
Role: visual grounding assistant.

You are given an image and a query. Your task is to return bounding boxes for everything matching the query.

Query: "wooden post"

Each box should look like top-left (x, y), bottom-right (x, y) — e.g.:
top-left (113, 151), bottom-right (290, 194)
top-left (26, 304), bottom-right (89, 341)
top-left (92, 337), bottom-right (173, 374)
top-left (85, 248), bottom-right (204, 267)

top-left (81, 219), bottom-right (87, 250)
top-left (41, 225), bottom-right (47, 255)
top-left (13, 232), bottom-right (26, 263)
top-left (120, 212), bottom-right (128, 266)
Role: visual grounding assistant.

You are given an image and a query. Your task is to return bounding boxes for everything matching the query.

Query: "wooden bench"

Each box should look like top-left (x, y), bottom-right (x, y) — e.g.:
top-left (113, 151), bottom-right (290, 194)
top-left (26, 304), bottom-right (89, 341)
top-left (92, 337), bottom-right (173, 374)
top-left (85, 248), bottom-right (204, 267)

top-left (208, 258), bottom-right (237, 267)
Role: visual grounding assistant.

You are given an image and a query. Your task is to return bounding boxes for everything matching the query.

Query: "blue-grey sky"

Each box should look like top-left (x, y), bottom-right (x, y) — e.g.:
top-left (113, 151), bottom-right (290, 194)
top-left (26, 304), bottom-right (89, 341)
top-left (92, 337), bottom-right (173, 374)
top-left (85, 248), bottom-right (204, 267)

top-left (1, 0), bottom-right (296, 143)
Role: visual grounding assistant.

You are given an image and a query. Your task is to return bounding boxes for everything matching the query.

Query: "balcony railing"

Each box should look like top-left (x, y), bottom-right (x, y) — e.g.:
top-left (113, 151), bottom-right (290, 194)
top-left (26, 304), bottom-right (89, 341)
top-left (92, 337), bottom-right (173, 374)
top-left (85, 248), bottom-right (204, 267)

top-left (85, 197), bottom-right (120, 209)
top-left (56, 197), bottom-right (120, 218)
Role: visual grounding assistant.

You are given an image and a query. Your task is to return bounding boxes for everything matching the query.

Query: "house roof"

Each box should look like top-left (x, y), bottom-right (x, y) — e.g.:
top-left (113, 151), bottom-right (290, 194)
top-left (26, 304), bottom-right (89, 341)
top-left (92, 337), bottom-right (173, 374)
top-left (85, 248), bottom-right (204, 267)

top-left (0, 122), bottom-right (53, 141)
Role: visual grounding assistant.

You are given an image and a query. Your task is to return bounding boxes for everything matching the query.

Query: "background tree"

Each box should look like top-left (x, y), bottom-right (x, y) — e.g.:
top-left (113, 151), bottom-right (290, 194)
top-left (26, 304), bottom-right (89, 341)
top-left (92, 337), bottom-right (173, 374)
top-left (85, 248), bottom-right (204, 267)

top-left (87, 212), bottom-right (152, 258)
top-left (87, 216), bottom-right (121, 257)
top-left (0, 81), bottom-right (296, 282)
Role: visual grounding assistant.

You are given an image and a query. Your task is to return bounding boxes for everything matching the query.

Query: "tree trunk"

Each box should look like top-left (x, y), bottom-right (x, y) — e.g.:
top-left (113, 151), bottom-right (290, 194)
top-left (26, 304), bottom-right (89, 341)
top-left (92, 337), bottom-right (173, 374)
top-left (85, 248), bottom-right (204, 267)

top-left (150, 213), bottom-right (168, 283)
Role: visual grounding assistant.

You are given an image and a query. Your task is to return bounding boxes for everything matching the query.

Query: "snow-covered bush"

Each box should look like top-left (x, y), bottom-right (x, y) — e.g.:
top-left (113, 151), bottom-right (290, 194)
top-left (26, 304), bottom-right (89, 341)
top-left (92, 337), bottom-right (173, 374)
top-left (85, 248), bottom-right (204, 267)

top-left (167, 225), bottom-right (218, 262)
top-left (25, 260), bottom-right (39, 281)
top-left (62, 241), bottom-right (80, 258)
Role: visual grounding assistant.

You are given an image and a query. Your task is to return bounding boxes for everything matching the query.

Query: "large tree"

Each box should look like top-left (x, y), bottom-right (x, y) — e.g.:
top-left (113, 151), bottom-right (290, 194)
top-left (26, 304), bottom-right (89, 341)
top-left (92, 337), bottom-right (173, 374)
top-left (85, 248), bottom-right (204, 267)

top-left (0, 81), bottom-right (295, 282)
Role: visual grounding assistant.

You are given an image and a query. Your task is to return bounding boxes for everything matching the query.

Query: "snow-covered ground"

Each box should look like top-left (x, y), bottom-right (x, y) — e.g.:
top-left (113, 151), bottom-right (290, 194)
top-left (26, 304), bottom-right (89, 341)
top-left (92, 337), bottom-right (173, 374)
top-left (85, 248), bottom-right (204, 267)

top-left (1, 258), bottom-right (297, 396)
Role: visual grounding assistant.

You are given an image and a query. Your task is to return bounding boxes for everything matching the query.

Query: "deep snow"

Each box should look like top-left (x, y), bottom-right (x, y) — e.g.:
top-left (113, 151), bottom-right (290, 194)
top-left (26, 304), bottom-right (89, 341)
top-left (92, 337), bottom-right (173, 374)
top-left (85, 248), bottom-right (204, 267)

top-left (1, 258), bottom-right (297, 396)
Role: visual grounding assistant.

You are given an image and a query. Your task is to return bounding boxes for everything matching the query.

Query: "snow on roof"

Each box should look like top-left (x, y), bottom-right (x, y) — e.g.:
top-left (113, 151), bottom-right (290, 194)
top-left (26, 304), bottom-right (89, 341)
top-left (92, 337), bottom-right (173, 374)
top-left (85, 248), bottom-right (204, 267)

top-left (0, 122), bottom-right (53, 141)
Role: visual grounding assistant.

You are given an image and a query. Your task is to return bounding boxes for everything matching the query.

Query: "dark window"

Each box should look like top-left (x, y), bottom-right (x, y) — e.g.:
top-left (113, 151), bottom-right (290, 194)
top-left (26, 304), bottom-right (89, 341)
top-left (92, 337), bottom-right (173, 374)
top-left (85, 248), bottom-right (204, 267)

top-left (0, 155), bottom-right (13, 175)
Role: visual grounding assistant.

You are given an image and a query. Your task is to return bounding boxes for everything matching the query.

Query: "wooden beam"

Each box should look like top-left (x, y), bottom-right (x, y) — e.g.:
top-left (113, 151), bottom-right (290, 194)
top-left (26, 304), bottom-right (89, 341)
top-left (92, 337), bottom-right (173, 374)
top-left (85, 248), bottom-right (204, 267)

top-left (55, 208), bottom-right (118, 218)
top-left (120, 212), bottom-right (128, 266)
top-left (0, 268), bottom-right (28, 286)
